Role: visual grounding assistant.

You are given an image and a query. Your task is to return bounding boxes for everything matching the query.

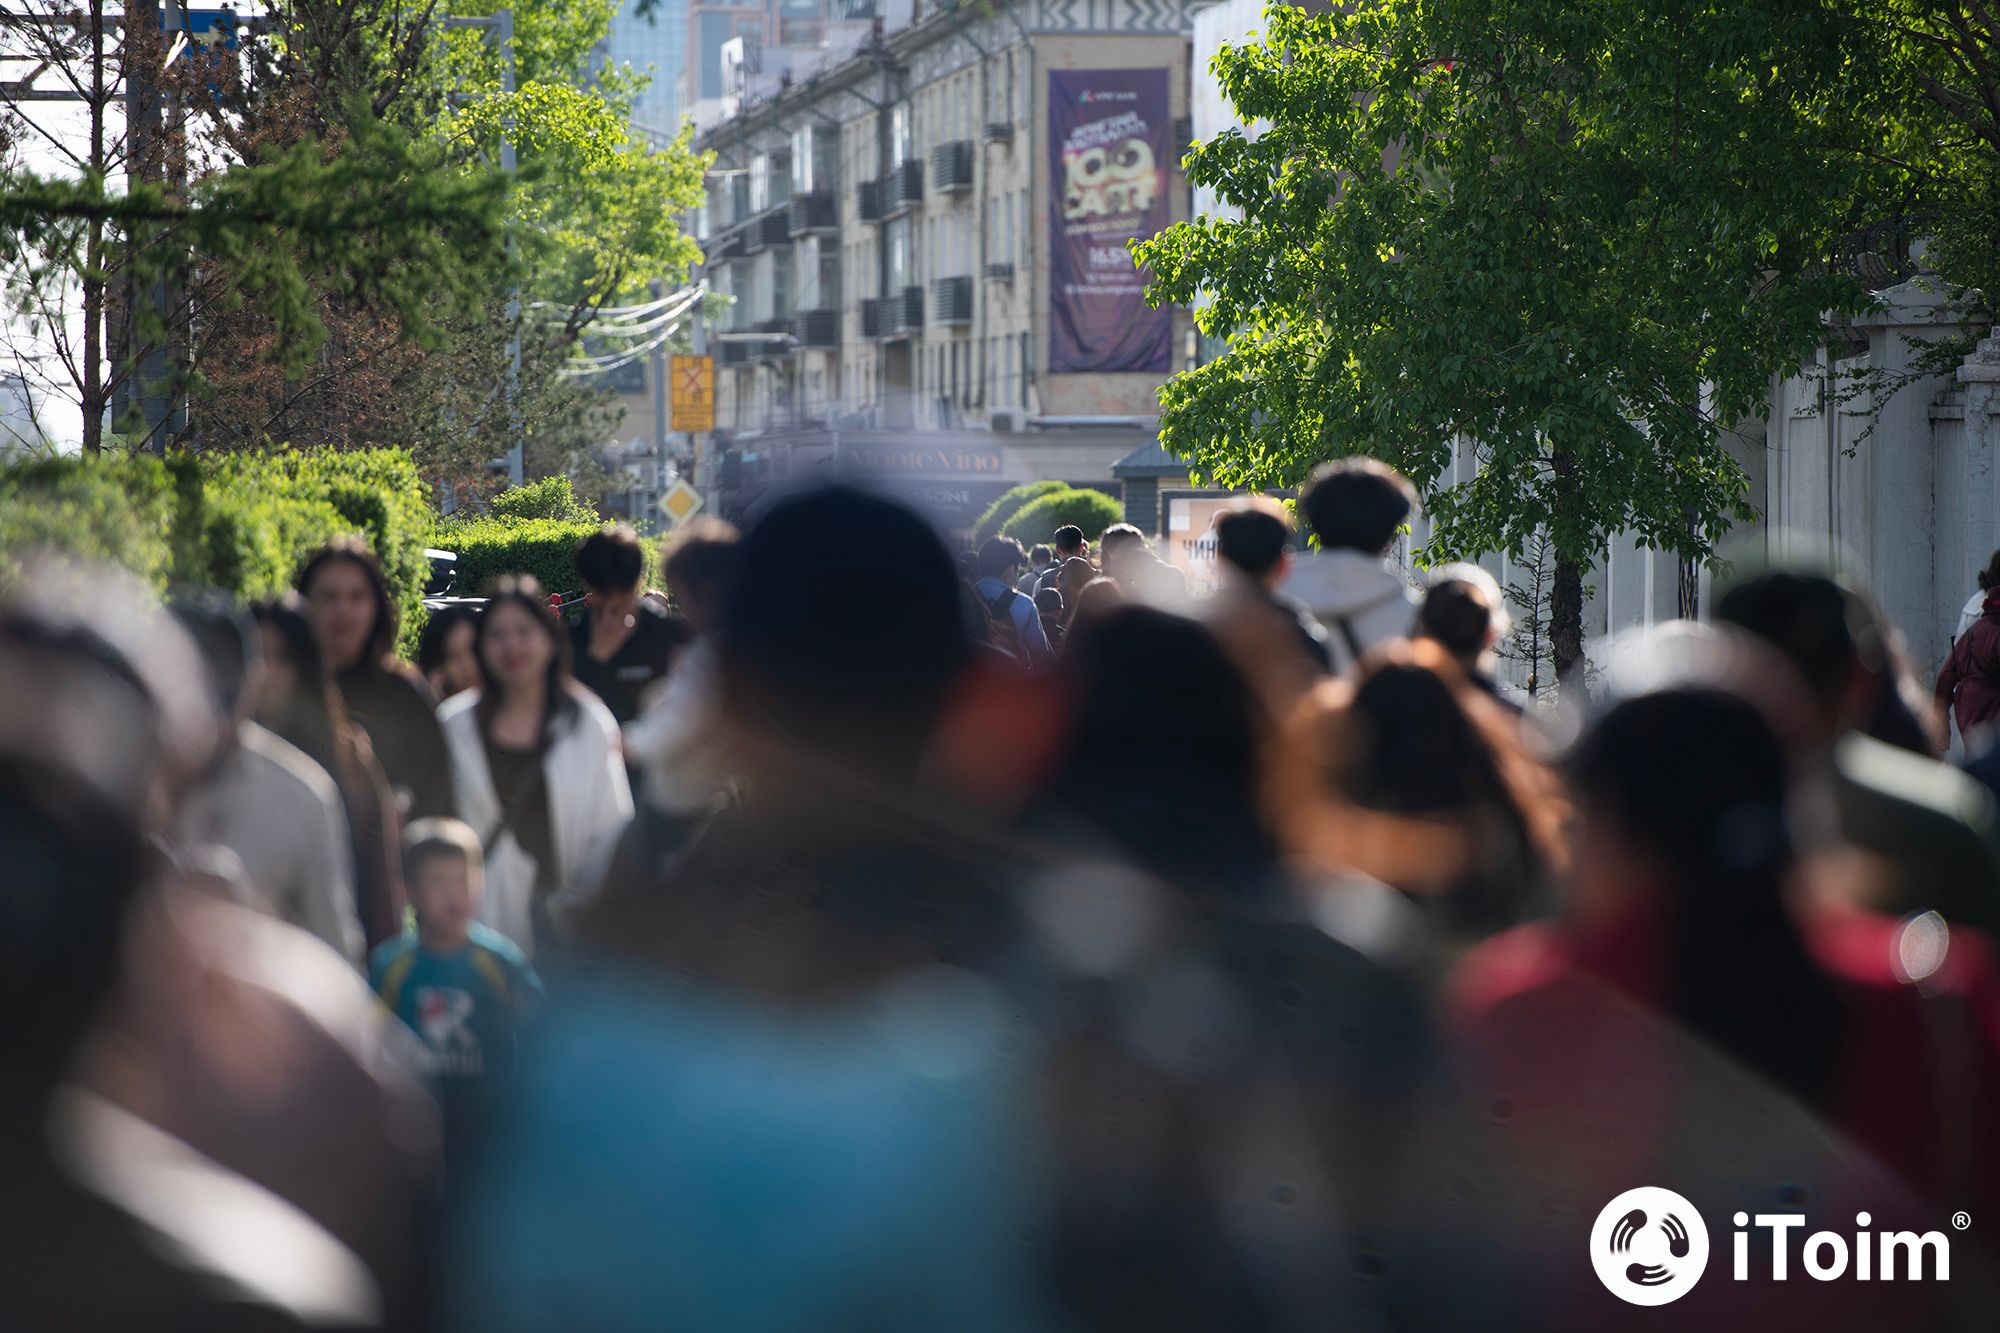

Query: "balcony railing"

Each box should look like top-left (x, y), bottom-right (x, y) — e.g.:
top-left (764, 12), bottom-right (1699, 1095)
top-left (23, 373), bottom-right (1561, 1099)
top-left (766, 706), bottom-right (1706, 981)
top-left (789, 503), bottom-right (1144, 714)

top-left (794, 308), bottom-right (840, 348)
top-left (883, 285), bottom-right (923, 336)
top-left (860, 298), bottom-right (880, 338)
top-left (788, 190), bottom-right (838, 235)
top-left (930, 141), bottom-right (974, 194)
top-left (745, 206), bottom-right (791, 253)
top-left (882, 158), bottom-right (923, 215)
top-left (931, 275), bottom-right (972, 326)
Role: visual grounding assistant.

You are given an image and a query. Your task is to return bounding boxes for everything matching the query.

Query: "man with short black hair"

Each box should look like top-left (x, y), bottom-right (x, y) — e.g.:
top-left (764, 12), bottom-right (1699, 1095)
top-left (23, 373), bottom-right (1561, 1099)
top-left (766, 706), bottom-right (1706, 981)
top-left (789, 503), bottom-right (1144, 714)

top-left (1283, 458), bottom-right (1420, 671)
top-left (1205, 499), bottom-right (1331, 716)
top-left (975, 536), bottom-right (1054, 671)
top-left (1033, 525), bottom-right (1090, 596)
top-left (572, 524), bottom-right (693, 725)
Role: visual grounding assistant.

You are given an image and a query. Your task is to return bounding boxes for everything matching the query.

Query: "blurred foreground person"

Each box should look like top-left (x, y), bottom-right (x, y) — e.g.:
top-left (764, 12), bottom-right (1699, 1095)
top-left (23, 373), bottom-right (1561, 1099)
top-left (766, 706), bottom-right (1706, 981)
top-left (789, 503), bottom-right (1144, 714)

top-left (1287, 642), bottom-right (1564, 956)
top-left (1202, 497), bottom-right (1331, 721)
top-left (449, 488), bottom-right (1047, 1331)
top-left (300, 540), bottom-right (455, 821)
top-left (1281, 459), bottom-right (1419, 671)
top-left (1, 563), bottom-right (386, 1330)
top-left (1427, 628), bottom-right (2000, 1331)
top-left (416, 604), bottom-right (481, 703)
top-left (1030, 604), bottom-right (1432, 1331)
top-left (171, 597), bottom-right (365, 966)
top-left (253, 595), bottom-right (408, 950)
top-left (440, 576), bottom-right (632, 959)
top-left (1718, 569), bottom-right (2000, 934)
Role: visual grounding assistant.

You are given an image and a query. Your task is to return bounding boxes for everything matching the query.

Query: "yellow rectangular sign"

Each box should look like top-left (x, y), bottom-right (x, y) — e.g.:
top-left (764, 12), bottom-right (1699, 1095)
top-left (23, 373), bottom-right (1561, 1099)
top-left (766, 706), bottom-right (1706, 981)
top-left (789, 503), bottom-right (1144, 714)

top-left (670, 354), bottom-right (714, 433)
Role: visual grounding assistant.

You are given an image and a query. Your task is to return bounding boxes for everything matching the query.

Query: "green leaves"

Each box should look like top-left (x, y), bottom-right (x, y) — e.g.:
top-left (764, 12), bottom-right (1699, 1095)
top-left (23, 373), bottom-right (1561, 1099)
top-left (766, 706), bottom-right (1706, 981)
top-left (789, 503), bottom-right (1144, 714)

top-left (1140, 0), bottom-right (1890, 577)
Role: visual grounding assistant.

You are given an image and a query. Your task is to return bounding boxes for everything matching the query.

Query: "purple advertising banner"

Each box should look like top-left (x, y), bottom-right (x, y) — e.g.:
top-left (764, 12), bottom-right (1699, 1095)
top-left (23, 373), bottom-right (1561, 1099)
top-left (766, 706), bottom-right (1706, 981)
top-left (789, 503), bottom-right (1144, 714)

top-left (1048, 68), bottom-right (1172, 375)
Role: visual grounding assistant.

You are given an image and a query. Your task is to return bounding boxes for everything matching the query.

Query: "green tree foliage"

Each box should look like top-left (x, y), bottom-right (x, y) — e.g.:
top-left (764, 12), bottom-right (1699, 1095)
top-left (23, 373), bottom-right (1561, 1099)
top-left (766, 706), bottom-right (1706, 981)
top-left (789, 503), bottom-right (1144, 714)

top-left (1001, 488), bottom-right (1125, 546)
top-left (487, 474), bottom-right (598, 523)
top-left (973, 480), bottom-right (1068, 545)
top-left (1138, 0), bottom-right (1894, 679)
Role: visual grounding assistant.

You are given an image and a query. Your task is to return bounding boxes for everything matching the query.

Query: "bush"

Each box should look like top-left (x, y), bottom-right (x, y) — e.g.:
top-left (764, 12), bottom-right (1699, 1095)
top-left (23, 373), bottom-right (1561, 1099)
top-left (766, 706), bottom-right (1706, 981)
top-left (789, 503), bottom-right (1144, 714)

top-left (0, 447), bottom-right (436, 655)
top-left (972, 480), bottom-right (1067, 546)
top-left (488, 475), bottom-right (597, 524)
top-left (1000, 487), bottom-right (1124, 547)
top-left (441, 516), bottom-right (660, 605)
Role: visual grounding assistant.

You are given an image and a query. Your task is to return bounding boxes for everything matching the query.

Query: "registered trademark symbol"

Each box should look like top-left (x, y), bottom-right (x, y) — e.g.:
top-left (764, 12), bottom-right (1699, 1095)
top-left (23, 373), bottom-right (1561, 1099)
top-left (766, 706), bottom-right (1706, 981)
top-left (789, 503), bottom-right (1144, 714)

top-left (1953, 1212), bottom-right (1972, 1231)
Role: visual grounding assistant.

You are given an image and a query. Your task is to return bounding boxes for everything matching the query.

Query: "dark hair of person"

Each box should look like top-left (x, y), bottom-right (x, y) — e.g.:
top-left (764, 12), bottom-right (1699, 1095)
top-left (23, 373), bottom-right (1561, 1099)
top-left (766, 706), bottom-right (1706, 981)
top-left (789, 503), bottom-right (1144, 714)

top-left (1046, 605), bottom-right (1278, 899)
top-left (296, 539), bottom-right (399, 668)
top-left (1214, 501), bottom-right (1292, 580)
top-left (251, 595), bottom-right (356, 784)
top-left (1714, 570), bottom-right (1859, 705)
top-left (1419, 579), bottom-right (1497, 660)
top-left (721, 486), bottom-right (971, 780)
top-left (1034, 586), bottom-right (1065, 617)
top-left (473, 575), bottom-right (576, 747)
top-left (169, 594), bottom-right (258, 717)
top-left (1098, 523), bottom-right (1146, 555)
top-left (1057, 556), bottom-right (1096, 605)
top-left (1980, 548), bottom-right (2000, 593)
top-left (1341, 649), bottom-right (1564, 928)
top-left (1029, 544), bottom-right (1053, 567)
top-left (401, 816), bottom-right (484, 886)
top-left (1069, 576), bottom-right (1124, 629)
top-left (1573, 686), bottom-right (1841, 1110)
top-left (1298, 458), bottom-right (1416, 555)
top-left (977, 536), bottom-right (1028, 580)
top-left (1052, 525), bottom-right (1086, 556)
top-left (574, 525), bottom-right (646, 594)
top-left (662, 517), bottom-right (741, 628)
top-left (416, 603), bottom-right (479, 682)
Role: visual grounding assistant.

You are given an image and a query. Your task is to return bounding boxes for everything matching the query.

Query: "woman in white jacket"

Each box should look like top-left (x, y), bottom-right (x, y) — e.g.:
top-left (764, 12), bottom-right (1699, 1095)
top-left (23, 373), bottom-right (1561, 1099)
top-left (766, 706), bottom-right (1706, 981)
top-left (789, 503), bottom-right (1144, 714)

top-left (439, 576), bottom-right (632, 958)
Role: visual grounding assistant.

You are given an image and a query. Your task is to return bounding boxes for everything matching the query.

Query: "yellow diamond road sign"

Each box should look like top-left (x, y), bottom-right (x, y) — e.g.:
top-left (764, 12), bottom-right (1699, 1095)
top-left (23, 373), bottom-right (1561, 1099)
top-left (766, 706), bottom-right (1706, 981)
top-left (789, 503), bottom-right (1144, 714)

top-left (657, 479), bottom-right (705, 526)
top-left (670, 354), bottom-right (714, 433)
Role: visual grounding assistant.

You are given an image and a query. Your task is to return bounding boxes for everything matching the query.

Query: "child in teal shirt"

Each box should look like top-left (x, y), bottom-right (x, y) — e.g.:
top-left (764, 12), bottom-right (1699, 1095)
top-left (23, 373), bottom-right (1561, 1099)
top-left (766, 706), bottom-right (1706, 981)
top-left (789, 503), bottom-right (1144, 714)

top-left (370, 818), bottom-right (542, 1145)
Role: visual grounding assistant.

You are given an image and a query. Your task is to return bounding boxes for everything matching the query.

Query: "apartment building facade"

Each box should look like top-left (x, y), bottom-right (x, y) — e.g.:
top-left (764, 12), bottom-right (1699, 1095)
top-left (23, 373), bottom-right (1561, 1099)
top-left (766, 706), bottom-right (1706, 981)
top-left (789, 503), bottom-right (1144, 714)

top-left (691, 0), bottom-right (1202, 534)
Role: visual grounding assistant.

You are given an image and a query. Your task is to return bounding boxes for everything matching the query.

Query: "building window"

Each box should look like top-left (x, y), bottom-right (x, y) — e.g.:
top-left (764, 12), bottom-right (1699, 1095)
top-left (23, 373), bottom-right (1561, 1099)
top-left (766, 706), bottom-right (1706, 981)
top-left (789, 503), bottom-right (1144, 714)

top-left (890, 101), bottom-right (912, 167)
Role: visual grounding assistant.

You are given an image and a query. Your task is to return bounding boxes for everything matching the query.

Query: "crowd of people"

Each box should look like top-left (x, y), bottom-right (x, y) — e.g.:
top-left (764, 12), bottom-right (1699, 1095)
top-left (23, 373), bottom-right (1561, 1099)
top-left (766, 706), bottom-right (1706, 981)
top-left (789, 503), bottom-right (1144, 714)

top-left (10, 459), bottom-right (2000, 1330)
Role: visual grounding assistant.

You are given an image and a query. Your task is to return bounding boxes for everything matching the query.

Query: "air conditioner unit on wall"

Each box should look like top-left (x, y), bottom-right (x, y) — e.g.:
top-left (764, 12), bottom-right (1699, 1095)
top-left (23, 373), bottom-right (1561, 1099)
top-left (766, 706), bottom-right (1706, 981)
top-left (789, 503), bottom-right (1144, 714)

top-left (990, 408), bottom-right (1023, 433)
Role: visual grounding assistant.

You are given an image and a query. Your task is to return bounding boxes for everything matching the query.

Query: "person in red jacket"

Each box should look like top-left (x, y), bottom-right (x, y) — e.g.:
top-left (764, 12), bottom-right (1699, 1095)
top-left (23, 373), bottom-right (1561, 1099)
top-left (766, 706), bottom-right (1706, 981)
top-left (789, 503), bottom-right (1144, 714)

top-left (1937, 588), bottom-right (2000, 741)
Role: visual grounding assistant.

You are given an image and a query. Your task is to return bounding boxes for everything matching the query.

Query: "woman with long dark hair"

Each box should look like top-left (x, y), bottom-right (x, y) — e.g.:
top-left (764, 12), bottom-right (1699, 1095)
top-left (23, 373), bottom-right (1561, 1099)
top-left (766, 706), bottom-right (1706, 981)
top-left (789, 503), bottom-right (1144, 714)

top-left (417, 603), bottom-right (482, 703)
top-left (1286, 640), bottom-right (1566, 951)
top-left (1447, 630), bottom-right (2000, 1233)
top-left (438, 575), bottom-right (631, 957)
top-left (297, 539), bottom-right (455, 822)
top-left (251, 595), bottom-right (408, 950)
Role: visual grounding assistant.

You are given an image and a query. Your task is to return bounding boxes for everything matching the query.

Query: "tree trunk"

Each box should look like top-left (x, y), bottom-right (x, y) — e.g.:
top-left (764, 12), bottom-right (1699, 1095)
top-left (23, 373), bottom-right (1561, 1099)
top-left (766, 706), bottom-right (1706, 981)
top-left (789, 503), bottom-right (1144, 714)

top-left (1552, 553), bottom-right (1585, 687)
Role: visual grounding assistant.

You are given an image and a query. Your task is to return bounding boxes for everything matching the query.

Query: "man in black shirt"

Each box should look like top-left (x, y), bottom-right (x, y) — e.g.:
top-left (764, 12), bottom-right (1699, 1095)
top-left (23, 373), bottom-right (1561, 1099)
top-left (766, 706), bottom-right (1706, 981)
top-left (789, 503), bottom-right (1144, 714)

top-left (570, 525), bottom-right (693, 725)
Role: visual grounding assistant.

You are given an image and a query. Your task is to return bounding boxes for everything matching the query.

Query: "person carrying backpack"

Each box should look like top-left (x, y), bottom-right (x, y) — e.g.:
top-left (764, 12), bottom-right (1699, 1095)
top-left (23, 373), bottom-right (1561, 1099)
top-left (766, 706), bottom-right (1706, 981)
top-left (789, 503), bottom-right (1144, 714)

top-left (973, 537), bottom-right (1054, 671)
top-left (1938, 583), bottom-right (2000, 744)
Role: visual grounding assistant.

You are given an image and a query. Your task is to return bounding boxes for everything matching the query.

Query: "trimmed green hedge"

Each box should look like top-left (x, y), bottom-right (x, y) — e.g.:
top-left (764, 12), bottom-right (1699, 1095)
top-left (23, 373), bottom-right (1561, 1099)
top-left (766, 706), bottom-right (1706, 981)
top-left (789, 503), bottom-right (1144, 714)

top-left (972, 480), bottom-right (1067, 546)
top-left (0, 447), bottom-right (436, 655)
top-left (440, 516), bottom-right (660, 604)
top-left (487, 474), bottom-right (597, 524)
top-left (1000, 486), bottom-right (1124, 546)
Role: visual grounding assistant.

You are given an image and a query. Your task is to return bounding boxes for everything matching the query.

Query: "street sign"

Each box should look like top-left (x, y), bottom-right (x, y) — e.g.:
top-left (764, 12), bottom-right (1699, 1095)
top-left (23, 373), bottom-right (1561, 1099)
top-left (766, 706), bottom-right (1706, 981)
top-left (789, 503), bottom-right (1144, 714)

top-left (656, 478), bottom-right (705, 527)
top-left (670, 354), bottom-right (714, 433)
